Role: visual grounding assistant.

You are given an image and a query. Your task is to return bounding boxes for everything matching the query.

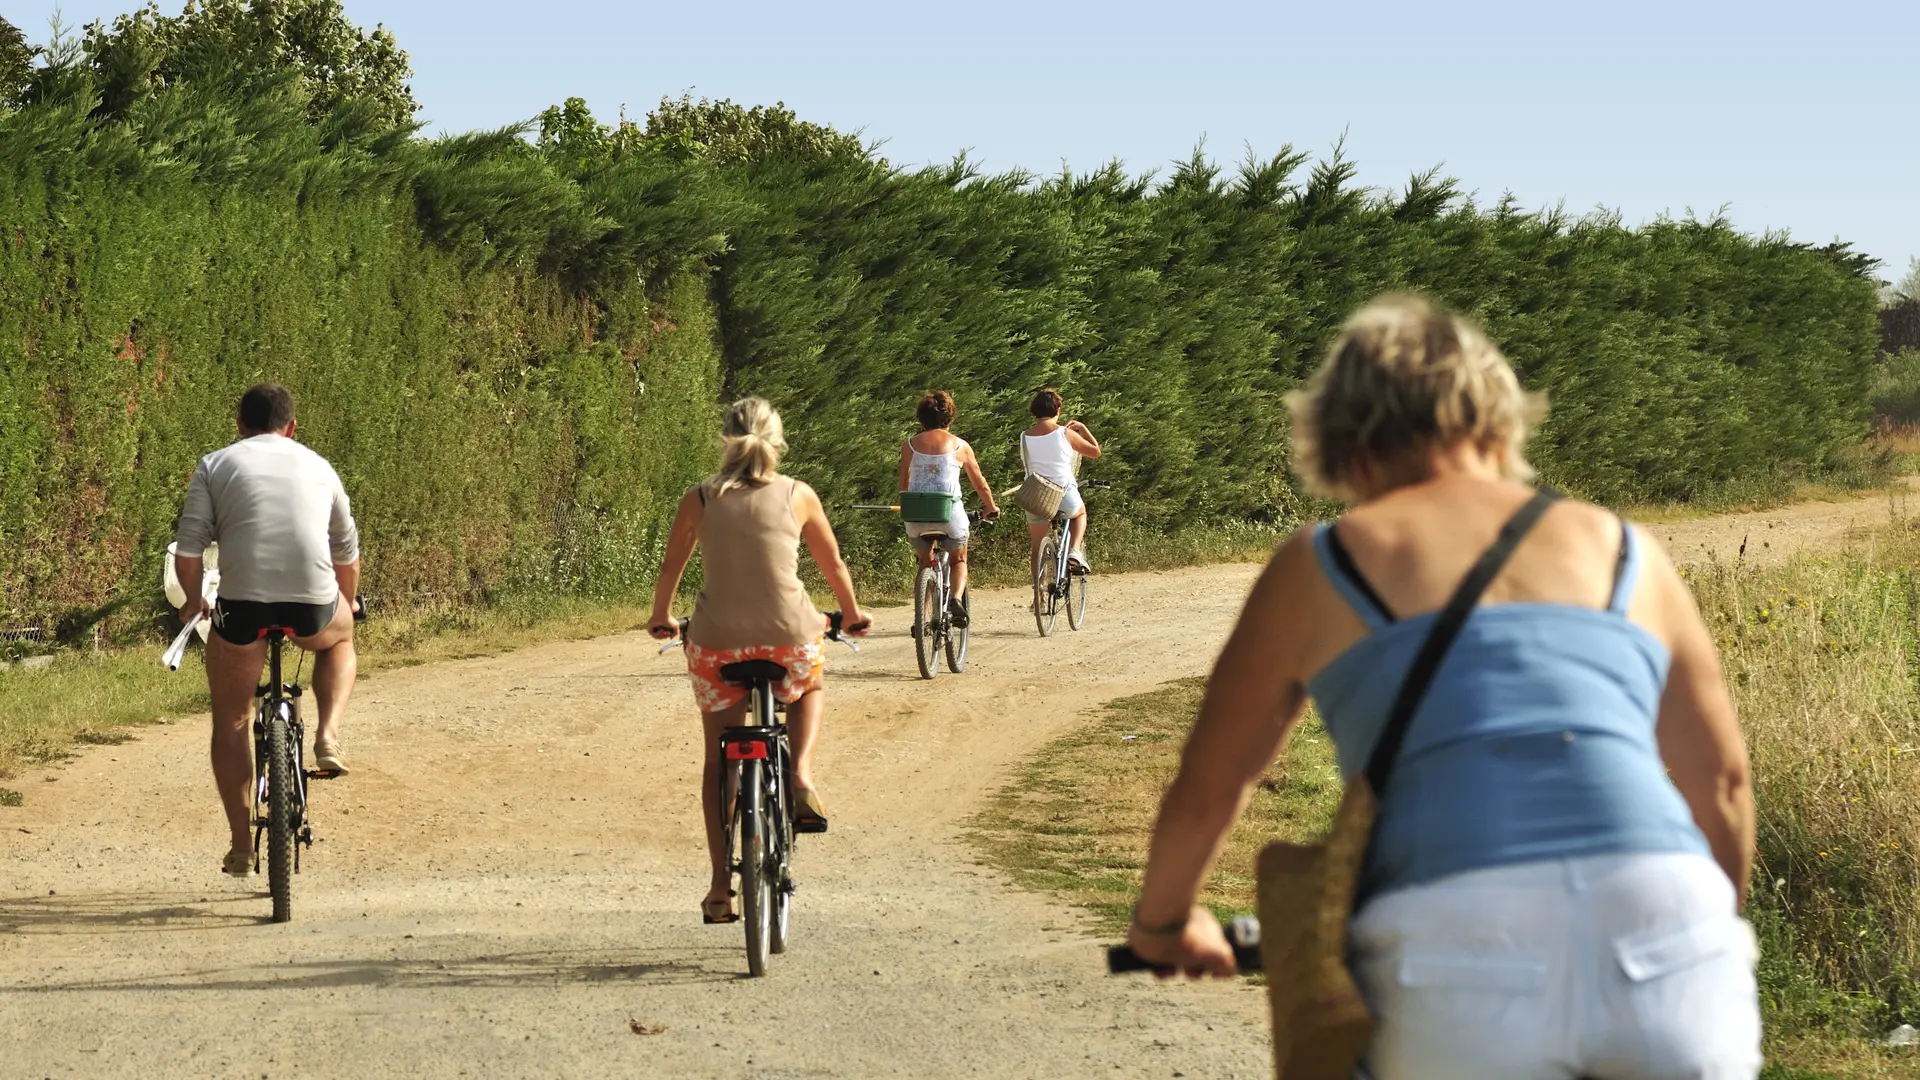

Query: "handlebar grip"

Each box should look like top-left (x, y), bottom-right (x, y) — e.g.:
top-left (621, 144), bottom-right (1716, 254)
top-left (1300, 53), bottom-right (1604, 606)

top-left (1105, 915), bottom-right (1263, 974)
top-left (352, 593), bottom-right (369, 622)
top-left (825, 610), bottom-right (870, 637)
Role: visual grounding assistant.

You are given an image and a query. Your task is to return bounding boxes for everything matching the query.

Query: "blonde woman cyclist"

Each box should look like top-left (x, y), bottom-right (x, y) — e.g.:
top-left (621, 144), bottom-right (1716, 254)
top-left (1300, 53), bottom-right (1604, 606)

top-left (1021, 389), bottom-right (1101, 578)
top-left (648, 397), bottom-right (872, 924)
top-left (1124, 297), bottom-right (1758, 1079)
top-left (899, 391), bottom-right (1000, 628)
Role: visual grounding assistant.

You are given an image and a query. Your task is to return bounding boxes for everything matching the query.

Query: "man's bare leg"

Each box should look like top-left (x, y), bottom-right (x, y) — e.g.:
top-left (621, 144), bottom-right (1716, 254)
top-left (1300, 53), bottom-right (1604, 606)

top-left (294, 595), bottom-right (357, 759)
top-left (205, 635), bottom-right (267, 857)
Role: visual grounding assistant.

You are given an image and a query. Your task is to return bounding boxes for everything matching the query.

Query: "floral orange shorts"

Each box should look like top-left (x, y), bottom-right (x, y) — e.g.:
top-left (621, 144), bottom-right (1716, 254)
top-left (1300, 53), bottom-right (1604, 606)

top-left (684, 638), bottom-right (825, 713)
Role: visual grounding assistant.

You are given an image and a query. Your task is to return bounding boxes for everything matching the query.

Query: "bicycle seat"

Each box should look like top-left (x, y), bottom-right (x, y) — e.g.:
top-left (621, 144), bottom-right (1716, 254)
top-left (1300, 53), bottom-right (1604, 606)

top-left (720, 659), bottom-right (789, 686)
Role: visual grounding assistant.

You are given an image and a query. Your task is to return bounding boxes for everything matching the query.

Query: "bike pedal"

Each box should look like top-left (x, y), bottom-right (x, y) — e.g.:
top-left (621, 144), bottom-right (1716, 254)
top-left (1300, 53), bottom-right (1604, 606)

top-left (304, 768), bottom-right (342, 780)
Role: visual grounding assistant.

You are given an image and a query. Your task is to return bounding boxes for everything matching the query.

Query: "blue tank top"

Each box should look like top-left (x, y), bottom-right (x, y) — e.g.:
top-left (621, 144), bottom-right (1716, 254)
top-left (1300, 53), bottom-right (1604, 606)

top-left (1308, 522), bottom-right (1710, 899)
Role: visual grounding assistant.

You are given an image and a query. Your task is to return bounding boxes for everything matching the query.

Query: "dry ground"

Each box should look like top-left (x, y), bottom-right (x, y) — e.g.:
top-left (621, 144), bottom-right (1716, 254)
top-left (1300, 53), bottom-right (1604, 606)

top-left (0, 567), bottom-right (1270, 1080)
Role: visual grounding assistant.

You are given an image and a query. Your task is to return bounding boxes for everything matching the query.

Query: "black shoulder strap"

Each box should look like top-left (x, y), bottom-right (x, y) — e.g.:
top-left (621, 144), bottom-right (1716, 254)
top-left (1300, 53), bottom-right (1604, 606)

top-left (1363, 488), bottom-right (1562, 793)
top-left (1323, 524), bottom-right (1397, 624)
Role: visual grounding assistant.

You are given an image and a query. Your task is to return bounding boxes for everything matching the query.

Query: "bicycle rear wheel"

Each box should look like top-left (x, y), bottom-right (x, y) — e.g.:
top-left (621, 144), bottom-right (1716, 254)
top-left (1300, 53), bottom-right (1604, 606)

top-left (1066, 569), bottom-right (1089, 630)
top-left (738, 758), bottom-right (772, 977)
top-left (264, 709), bottom-right (296, 923)
top-left (913, 566), bottom-right (941, 680)
top-left (1034, 536), bottom-right (1060, 637)
top-left (944, 590), bottom-right (969, 672)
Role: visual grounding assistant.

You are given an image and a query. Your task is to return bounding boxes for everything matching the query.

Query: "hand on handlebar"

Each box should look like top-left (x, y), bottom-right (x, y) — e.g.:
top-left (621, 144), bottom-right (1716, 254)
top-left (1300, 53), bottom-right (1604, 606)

top-left (649, 615), bottom-right (687, 642)
top-left (828, 609), bottom-right (872, 639)
top-left (1123, 905), bottom-right (1239, 980)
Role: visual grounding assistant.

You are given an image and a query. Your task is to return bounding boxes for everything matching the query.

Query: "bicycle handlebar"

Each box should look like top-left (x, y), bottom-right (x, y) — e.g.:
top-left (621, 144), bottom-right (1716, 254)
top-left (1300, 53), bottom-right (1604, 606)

top-left (656, 611), bottom-right (866, 655)
top-left (1105, 915), bottom-right (1263, 975)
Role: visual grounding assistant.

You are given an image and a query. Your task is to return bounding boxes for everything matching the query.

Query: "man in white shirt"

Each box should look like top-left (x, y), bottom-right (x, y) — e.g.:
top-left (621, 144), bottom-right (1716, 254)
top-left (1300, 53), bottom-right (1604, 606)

top-left (174, 384), bottom-right (362, 876)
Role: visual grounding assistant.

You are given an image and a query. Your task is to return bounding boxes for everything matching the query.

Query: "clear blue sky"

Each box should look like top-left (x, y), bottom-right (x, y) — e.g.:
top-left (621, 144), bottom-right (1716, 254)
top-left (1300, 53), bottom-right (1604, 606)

top-left (16, 0), bottom-right (1918, 281)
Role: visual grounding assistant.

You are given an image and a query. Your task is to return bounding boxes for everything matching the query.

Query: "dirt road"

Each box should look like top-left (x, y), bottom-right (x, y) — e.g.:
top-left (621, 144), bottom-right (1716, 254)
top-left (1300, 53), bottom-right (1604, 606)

top-left (0, 566), bottom-right (1272, 1080)
top-left (1647, 482), bottom-right (1915, 567)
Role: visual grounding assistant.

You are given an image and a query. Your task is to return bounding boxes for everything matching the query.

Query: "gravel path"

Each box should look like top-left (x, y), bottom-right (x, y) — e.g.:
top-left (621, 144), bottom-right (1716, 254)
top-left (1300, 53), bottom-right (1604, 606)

top-left (0, 565), bottom-right (1271, 1080)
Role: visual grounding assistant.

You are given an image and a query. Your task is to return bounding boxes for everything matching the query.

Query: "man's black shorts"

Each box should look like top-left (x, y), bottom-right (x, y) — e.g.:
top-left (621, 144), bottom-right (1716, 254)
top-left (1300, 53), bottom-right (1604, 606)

top-left (211, 598), bottom-right (338, 646)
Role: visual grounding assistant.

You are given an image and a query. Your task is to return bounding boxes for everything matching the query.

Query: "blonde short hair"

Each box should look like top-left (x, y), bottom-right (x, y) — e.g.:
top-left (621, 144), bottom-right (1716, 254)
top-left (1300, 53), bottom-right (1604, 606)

top-left (1287, 294), bottom-right (1546, 501)
top-left (710, 396), bottom-right (787, 496)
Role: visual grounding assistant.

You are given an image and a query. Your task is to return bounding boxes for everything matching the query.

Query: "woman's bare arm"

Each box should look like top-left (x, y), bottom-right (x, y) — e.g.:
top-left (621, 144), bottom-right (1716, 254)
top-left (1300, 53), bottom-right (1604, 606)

top-left (648, 487), bottom-right (704, 636)
top-left (1064, 420), bottom-right (1101, 460)
top-left (958, 442), bottom-right (999, 516)
top-left (1642, 533), bottom-right (1754, 905)
top-left (897, 441), bottom-right (913, 493)
top-left (1129, 533), bottom-right (1317, 972)
top-left (795, 482), bottom-right (870, 633)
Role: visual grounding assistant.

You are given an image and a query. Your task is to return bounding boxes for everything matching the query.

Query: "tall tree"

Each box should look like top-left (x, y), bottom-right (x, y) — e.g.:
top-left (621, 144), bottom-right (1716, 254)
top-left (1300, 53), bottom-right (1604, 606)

top-left (80, 0), bottom-right (415, 127)
top-left (0, 16), bottom-right (35, 109)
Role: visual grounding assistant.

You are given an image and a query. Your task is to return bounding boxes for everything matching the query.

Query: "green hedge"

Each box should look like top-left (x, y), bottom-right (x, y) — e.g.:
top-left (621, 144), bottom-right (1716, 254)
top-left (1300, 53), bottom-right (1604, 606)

top-left (0, 154), bottom-right (719, 632)
top-left (0, 21), bottom-right (1887, 634)
top-left (710, 154), bottom-right (1882, 567)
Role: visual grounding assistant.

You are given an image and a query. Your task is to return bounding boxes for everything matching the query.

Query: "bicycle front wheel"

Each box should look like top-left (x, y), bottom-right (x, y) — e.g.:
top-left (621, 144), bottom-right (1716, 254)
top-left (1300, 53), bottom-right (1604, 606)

top-left (1033, 536), bottom-right (1059, 637)
top-left (913, 566), bottom-right (941, 680)
top-left (264, 710), bottom-right (296, 923)
top-left (945, 590), bottom-right (969, 672)
top-left (1066, 568), bottom-right (1089, 630)
top-left (738, 758), bottom-right (772, 977)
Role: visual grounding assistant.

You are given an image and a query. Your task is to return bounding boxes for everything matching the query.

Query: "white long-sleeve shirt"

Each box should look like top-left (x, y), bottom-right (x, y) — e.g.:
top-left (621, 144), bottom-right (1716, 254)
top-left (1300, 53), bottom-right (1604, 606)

top-left (175, 434), bottom-right (358, 604)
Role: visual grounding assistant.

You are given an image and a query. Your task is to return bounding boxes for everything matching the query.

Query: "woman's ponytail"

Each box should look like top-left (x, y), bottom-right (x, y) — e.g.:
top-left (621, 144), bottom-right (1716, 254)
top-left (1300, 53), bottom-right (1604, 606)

top-left (710, 396), bottom-right (787, 496)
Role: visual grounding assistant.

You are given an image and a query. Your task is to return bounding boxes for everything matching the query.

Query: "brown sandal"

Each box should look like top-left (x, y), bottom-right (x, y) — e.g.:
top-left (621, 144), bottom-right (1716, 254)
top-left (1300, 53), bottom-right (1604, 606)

top-left (701, 891), bottom-right (738, 924)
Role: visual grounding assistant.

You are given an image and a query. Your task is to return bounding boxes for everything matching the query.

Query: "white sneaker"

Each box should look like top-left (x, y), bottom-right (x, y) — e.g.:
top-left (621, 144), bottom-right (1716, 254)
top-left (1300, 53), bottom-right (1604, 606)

top-left (1067, 549), bottom-right (1091, 574)
top-left (222, 848), bottom-right (254, 877)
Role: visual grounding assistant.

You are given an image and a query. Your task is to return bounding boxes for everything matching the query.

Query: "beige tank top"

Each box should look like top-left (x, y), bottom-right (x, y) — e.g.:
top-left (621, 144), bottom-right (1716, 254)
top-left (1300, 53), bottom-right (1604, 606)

top-left (689, 476), bottom-right (820, 650)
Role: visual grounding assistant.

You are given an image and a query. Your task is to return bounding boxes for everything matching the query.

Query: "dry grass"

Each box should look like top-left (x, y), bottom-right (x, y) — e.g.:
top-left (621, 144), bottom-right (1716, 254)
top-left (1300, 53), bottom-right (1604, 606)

top-left (0, 595), bottom-right (665, 794)
top-left (969, 520), bottom-right (1920, 1077)
top-left (967, 678), bottom-right (1337, 931)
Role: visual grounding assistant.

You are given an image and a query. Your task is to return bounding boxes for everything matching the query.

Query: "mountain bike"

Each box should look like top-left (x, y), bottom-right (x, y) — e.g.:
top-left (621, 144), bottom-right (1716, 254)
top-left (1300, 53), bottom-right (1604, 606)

top-left (249, 598), bottom-right (365, 923)
top-left (1033, 480), bottom-right (1109, 637)
top-left (660, 611), bottom-right (862, 977)
top-left (851, 503), bottom-right (991, 680)
top-left (908, 510), bottom-right (993, 680)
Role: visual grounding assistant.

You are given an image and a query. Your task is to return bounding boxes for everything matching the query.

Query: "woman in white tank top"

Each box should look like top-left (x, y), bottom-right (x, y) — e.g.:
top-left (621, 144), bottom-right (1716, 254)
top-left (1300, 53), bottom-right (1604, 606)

top-left (899, 392), bottom-right (1001, 627)
top-left (1020, 388), bottom-right (1102, 578)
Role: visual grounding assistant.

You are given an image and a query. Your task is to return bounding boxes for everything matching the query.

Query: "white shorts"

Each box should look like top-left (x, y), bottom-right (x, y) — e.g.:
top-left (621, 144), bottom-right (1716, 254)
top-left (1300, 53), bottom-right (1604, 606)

top-left (1023, 484), bottom-right (1084, 526)
top-left (1350, 852), bottom-right (1761, 1080)
top-left (906, 520), bottom-right (967, 551)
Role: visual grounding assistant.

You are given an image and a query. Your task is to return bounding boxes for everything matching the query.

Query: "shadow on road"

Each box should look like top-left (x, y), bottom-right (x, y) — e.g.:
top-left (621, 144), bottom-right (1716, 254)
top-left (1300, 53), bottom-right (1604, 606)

top-left (0, 891), bottom-right (271, 934)
top-left (5, 938), bottom-right (741, 992)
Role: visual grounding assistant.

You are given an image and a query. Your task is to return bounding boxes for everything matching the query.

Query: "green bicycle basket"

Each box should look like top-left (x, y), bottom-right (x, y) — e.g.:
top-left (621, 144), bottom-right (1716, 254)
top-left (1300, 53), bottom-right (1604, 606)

top-left (899, 491), bottom-right (960, 523)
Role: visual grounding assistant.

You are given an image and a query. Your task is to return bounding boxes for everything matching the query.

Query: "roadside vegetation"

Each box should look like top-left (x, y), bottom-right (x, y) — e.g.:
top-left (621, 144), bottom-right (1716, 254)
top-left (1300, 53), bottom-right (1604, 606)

top-left (0, 1), bottom-right (1886, 645)
top-left (971, 517), bottom-right (1920, 1078)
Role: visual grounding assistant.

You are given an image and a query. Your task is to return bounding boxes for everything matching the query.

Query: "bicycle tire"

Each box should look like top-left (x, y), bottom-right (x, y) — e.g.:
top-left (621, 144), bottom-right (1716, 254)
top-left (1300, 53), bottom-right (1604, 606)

top-left (1066, 568), bottom-right (1088, 630)
top-left (1034, 536), bottom-right (1059, 637)
top-left (769, 742), bottom-right (793, 954)
top-left (739, 758), bottom-right (772, 977)
top-left (265, 710), bottom-right (296, 924)
top-left (913, 566), bottom-right (941, 680)
top-left (944, 590), bottom-right (969, 672)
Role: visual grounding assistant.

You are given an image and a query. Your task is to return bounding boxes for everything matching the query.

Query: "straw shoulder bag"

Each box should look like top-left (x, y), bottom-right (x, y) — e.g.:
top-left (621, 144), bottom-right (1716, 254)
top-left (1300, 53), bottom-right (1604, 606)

top-left (1013, 435), bottom-right (1068, 518)
top-left (1255, 489), bottom-right (1561, 1080)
